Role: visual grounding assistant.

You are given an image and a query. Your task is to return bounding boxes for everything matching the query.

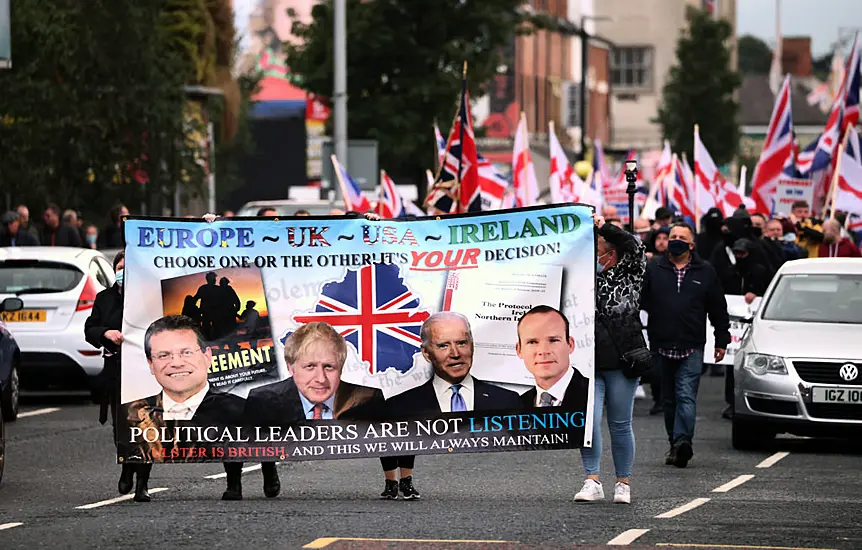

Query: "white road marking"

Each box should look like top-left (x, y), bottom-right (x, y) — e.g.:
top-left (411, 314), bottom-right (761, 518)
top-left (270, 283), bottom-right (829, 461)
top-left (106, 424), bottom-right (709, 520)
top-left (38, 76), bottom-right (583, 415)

top-left (607, 528), bottom-right (650, 545)
top-left (17, 407), bottom-right (61, 418)
top-left (757, 451), bottom-right (790, 468)
top-left (75, 488), bottom-right (169, 509)
top-left (204, 464), bottom-right (262, 479)
top-left (655, 497), bottom-right (711, 519)
top-left (712, 474), bottom-right (755, 493)
top-left (0, 522), bottom-right (24, 530)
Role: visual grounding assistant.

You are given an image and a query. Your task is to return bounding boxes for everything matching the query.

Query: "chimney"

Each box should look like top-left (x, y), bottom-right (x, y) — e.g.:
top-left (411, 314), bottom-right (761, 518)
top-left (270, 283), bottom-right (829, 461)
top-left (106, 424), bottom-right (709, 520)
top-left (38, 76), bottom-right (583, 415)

top-left (782, 36), bottom-right (812, 77)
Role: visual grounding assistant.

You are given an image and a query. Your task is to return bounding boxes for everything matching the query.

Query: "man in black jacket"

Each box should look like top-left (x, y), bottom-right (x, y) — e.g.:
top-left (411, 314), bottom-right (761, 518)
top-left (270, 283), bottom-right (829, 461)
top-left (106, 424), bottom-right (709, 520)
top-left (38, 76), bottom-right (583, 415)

top-left (0, 211), bottom-right (40, 246)
top-left (39, 204), bottom-right (82, 247)
top-left (641, 222), bottom-right (730, 468)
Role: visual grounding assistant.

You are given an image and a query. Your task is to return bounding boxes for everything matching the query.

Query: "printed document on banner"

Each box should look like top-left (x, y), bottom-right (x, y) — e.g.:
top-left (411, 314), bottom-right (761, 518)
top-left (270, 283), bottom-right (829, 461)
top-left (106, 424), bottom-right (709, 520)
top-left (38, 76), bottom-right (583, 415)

top-left (445, 264), bottom-right (564, 385)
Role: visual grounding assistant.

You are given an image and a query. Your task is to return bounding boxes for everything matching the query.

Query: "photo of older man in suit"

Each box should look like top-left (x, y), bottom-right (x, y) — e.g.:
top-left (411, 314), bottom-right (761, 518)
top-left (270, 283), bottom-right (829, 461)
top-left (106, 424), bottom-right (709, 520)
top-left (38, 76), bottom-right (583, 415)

top-left (516, 305), bottom-right (589, 413)
top-left (385, 312), bottom-right (522, 415)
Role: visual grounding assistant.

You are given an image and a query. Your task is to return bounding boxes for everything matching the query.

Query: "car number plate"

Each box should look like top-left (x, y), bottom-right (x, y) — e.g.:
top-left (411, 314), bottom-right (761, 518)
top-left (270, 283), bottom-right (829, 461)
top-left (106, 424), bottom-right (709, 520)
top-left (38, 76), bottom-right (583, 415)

top-left (1, 309), bottom-right (47, 323)
top-left (812, 387), bottom-right (862, 404)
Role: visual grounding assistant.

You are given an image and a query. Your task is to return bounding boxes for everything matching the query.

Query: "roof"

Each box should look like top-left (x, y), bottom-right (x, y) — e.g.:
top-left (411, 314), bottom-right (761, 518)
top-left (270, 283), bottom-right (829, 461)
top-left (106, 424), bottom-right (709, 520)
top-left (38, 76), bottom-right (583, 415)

top-left (740, 75), bottom-right (829, 127)
top-left (0, 247), bottom-right (107, 264)
top-left (777, 257), bottom-right (862, 275)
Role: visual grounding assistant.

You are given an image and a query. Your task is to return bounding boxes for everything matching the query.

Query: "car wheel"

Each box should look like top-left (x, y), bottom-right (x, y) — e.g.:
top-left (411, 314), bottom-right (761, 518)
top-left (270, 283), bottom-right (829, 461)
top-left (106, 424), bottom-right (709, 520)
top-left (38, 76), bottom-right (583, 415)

top-left (732, 417), bottom-right (774, 451)
top-left (1, 363), bottom-right (19, 422)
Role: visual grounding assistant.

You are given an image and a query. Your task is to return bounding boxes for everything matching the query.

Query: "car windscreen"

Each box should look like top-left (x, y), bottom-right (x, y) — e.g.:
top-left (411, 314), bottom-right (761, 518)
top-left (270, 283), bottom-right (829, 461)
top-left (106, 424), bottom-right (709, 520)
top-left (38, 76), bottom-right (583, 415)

top-left (762, 273), bottom-right (862, 324)
top-left (237, 205), bottom-right (335, 217)
top-left (0, 260), bottom-right (84, 294)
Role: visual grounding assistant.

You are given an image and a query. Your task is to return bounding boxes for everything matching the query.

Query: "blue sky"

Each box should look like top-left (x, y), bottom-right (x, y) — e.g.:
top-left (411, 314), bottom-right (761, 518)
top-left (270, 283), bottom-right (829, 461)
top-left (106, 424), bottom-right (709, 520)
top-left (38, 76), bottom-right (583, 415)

top-left (737, 0), bottom-right (862, 56)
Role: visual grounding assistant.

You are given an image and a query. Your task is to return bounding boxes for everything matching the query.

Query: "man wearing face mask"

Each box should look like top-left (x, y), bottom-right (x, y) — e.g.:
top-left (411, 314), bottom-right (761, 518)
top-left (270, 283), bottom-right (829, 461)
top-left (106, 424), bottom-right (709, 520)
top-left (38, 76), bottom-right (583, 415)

top-left (695, 207), bottom-right (725, 259)
top-left (710, 212), bottom-right (778, 285)
top-left (641, 223), bottom-right (730, 468)
top-left (713, 238), bottom-right (769, 305)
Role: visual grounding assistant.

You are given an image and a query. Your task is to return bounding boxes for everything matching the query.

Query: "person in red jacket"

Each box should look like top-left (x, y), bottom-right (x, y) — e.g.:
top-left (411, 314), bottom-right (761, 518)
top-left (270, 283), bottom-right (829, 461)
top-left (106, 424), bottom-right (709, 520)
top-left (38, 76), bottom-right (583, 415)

top-left (818, 219), bottom-right (862, 258)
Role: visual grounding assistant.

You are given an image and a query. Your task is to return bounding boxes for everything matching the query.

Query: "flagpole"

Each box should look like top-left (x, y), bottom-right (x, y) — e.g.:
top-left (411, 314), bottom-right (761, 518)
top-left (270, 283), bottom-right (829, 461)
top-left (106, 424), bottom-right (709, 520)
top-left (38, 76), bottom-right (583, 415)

top-left (455, 61), bottom-right (467, 213)
top-left (548, 119), bottom-right (557, 203)
top-left (827, 142), bottom-right (845, 220)
top-left (330, 154), bottom-right (353, 212)
top-left (433, 119), bottom-right (441, 173)
top-left (693, 124), bottom-right (701, 233)
top-left (377, 170), bottom-right (386, 216)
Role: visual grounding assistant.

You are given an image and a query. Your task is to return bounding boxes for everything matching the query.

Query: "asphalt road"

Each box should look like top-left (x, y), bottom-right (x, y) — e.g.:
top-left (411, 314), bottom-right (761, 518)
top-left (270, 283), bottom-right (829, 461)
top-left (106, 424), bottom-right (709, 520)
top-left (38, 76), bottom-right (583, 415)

top-left (1, 376), bottom-right (860, 550)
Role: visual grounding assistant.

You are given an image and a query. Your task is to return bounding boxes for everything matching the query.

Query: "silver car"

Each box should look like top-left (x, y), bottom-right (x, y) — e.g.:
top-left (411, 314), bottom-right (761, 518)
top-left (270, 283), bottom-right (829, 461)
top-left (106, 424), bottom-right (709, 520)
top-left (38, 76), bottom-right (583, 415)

top-left (732, 258), bottom-right (862, 450)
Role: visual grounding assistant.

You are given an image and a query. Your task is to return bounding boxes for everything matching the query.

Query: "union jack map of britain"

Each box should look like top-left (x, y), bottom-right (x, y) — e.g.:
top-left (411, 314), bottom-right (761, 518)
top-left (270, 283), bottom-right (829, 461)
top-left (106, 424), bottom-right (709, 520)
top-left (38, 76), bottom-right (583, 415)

top-left (117, 205), bottom-right (597, 464)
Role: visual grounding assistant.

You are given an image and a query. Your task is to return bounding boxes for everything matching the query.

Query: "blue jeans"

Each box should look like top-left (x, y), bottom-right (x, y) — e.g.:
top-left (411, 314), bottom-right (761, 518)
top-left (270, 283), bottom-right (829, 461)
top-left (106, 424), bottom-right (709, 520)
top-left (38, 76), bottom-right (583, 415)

top-left (580, 369), bottom-right (639, 479)
top-left (655, 350), bottom-right (704, 446)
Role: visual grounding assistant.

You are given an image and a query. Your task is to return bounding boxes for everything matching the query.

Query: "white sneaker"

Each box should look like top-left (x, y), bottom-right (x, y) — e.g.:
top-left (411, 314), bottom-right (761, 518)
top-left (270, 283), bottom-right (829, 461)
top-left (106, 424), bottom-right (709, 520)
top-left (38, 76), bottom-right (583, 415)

top-left (613, 482), bottom-right (631, 504)
top-left (635, 385), bottom-right (647, 399)
top-left (574, 479), bottom-right (604, 502)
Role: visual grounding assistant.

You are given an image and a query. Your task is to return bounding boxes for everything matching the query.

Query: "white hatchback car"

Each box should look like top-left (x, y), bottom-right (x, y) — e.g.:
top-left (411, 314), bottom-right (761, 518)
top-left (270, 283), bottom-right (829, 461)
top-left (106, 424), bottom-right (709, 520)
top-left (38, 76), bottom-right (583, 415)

top-left (732, 258), bottom-right (862, 449)
top-left (0, 247), bottom-right (115, 396)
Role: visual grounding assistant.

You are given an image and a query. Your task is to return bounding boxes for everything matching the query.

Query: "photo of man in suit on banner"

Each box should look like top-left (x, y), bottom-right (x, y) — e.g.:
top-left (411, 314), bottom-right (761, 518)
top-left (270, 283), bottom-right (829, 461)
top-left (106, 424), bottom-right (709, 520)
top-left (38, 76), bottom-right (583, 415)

top-left (516, 305), bottom-right (589, 412)
top-left (385, 312), bottom-right (522, 415)
top-left (124, 315), bottom-right (246, 426)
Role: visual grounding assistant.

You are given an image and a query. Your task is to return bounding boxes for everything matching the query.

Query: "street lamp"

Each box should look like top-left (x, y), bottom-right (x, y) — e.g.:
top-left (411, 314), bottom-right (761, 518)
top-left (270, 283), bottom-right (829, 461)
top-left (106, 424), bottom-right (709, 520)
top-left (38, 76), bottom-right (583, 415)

top-left (624, 158), bottom-right (638, 233)
top-left (579, 15), bottom-right (612, 158)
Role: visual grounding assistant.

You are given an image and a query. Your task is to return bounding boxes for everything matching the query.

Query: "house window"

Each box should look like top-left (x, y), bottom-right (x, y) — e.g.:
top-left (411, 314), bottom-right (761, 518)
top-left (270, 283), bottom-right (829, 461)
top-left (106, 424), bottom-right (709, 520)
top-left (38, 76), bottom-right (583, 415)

top-left (611, 46), bottom-right (653, 90)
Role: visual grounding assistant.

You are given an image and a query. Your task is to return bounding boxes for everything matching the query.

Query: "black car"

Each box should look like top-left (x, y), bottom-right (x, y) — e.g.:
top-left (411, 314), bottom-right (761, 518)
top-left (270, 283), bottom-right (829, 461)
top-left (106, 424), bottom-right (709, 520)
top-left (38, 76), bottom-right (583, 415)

top-left (0, 296), bottom-right (24, 484)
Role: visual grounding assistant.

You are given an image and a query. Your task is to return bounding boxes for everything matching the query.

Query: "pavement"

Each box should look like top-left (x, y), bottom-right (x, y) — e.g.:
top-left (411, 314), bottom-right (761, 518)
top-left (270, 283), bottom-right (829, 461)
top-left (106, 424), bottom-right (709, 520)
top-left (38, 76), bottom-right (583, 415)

top-left (1, 376), bottom-right (860, 550)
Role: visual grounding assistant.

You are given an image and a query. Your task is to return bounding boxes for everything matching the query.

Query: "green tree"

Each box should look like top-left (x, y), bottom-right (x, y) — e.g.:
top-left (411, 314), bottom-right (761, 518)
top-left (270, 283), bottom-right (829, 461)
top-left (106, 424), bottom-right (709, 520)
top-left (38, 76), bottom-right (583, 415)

top-left (738, 34), bottom-right (773, 75)
top-left (655, 7), bottom-right (742, 166)
top-left (0, 0), bottom-right (255, 218)
top-left (284, 0), bottom-right (553, 198)
top-left (0, 0), bottom-right (195, 218)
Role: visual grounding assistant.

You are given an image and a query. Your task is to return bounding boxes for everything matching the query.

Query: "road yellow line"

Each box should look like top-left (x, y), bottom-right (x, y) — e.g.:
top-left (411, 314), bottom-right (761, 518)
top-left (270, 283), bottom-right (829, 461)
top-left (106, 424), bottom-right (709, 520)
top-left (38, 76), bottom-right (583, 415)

top-left (303, 537), bottom-right (513, 548)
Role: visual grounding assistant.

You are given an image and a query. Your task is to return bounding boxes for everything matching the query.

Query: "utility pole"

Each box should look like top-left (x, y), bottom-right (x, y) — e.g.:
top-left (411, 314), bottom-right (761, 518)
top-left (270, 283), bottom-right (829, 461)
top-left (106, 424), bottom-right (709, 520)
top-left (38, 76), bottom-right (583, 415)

top-left (579, 17), bottom-right (588, 160)
top-left (333, 0), bottom-right (347, 205)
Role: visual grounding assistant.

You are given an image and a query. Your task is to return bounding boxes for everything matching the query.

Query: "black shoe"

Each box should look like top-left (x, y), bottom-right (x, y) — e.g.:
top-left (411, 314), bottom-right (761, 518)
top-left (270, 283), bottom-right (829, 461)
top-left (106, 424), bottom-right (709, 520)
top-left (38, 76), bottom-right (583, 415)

top-left (222, 467), bottom-right (243, 501)
top-left (262, 463), bottom-right (280, 498)
top-left (673, 441), bottom-right (693, 468)
top-left (399, 476), bottom-right (421, 500)
top-left (649, 403), bottom-right (664, 416)
top-left (133, 474), bottom-right (151, 503)
top-left (380, 479), bottom-right (398, 500)
top-left (665, 447), bottom-right (676, 465)
top-left (118, 464), bottom-right (134, 495)
top-left (721, 405), bottom-right (733, 420)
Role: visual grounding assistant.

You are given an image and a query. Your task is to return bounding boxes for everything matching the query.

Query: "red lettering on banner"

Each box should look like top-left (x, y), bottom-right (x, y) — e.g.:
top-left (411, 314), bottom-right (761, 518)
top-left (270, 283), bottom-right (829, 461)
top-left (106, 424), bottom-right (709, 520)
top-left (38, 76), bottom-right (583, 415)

top-left (409, 248), bottom-right (480, 271)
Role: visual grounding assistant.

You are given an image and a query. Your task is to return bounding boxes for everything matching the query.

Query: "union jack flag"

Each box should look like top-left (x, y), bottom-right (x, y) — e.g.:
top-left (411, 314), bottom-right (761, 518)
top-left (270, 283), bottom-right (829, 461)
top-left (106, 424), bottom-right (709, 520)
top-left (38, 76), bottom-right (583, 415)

top-left (377, 170), bottom-right (405, 218)
top-left (292, 264), bottom-right (431, 375)
top-left (426, 75), bottom-right (480, 214)
top-left (750, 74), bottom-right (794, 215)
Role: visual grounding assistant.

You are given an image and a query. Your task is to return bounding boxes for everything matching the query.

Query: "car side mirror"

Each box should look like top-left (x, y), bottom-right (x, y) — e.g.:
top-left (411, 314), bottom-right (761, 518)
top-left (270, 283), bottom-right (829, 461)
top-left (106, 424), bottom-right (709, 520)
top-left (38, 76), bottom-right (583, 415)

top-left (0, 297), bottom-right (24, 313)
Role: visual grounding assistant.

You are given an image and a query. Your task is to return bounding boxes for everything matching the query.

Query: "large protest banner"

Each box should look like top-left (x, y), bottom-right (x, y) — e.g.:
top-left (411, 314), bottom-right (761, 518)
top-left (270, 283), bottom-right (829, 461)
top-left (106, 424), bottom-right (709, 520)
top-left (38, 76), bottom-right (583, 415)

top-left (119, 205), bottom-right (596, 463)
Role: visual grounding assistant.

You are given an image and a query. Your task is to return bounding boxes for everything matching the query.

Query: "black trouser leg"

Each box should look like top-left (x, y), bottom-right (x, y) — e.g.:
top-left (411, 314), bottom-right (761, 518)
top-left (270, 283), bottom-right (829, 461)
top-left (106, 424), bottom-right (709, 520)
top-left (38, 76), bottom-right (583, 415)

top-left (222, 462), bottom-right (243, 500)
top-left (133, 464), bottom-right (152, 502)
top-left (261, 462), bottom-right (280, 498)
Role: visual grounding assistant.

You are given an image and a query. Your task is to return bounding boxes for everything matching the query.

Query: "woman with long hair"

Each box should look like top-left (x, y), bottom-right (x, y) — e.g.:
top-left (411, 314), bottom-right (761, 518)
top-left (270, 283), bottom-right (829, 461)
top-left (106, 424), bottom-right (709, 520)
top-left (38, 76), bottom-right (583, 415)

top-left (574, 215), bottom-right (647, 505)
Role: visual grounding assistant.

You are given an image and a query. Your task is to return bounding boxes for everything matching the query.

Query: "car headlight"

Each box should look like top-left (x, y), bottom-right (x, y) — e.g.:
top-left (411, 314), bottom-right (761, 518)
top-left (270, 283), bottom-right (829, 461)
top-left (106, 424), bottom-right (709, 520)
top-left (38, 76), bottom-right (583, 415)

top-left (743, 353), bottom-right (787, 375)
